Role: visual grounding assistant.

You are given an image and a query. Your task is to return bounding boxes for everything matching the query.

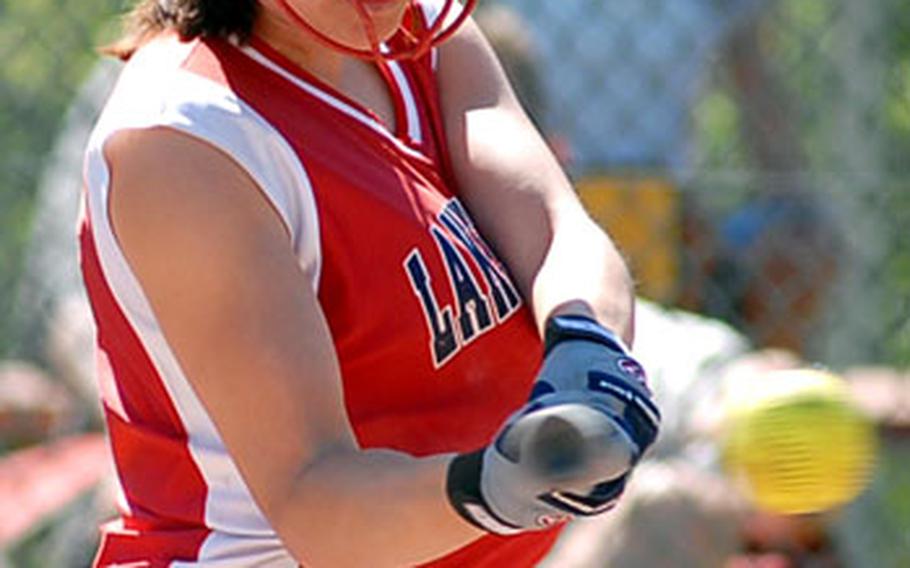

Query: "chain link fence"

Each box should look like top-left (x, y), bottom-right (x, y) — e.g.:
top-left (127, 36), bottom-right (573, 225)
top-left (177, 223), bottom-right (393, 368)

top-left (485, 0), bottom-right (910, 368)
top-left (0, 0), bottom-right (908, 565)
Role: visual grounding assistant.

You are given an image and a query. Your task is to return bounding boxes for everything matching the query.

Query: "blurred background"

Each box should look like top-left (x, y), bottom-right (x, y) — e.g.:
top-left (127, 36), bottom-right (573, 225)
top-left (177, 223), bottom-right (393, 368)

top-left (0, 0), bottom-right (908, 565)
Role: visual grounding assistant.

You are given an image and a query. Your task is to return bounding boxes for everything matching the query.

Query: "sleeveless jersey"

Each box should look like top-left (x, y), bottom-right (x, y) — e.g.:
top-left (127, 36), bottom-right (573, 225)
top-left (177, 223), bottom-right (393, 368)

top-left (80, 2), bottom-right (561, 566)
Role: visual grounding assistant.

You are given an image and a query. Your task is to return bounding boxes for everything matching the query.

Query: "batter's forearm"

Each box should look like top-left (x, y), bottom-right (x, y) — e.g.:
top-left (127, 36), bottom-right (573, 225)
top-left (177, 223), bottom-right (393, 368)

top-left (268, 449), bottom-right (481, 568)
top-left (531, 207), bottom-right (636, 346)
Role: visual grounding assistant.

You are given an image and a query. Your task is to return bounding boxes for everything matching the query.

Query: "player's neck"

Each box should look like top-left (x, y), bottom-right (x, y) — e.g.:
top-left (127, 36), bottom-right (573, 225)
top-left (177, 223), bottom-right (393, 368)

top-left (253, 8), bottom-right (347, 85)
top-left (253, 9), bottom-right (398, 129)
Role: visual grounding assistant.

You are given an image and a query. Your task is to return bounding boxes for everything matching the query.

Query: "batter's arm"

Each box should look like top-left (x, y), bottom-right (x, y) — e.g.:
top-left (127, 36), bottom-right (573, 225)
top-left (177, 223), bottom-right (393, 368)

top-left (437, 17), bottom-right (636, 344)
top-left (104, 127), bottom-right (481, 567)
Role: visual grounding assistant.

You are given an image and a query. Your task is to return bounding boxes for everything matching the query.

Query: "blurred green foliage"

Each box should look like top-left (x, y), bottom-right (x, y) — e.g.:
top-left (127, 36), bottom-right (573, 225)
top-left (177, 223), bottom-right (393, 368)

top-left (877, 0), bottom-right (910, 365)
top-left (0, 0), bottom-right (125, 356)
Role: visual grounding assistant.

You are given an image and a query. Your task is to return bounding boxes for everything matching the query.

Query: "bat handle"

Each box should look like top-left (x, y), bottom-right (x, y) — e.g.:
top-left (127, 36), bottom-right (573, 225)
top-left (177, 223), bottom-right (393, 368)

top-left (514, 403), bottom-right (635, 486)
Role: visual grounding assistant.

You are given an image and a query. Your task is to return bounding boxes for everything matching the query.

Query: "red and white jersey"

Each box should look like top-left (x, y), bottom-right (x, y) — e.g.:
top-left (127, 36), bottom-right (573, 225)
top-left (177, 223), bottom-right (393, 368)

top-left (80, 1), bottom-right (560, 565)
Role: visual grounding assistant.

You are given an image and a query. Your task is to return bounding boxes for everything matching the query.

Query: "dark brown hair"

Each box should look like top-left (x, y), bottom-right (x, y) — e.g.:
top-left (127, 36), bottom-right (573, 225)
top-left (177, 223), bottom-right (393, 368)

top-left (104, 0), bottom-right (259, 60)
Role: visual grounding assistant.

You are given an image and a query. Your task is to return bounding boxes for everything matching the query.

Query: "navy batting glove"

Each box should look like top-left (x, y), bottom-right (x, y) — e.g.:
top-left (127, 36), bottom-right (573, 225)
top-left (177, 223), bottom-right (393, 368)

top-left (536, 314), bottom-right (661, 458)
top-left (446, 315), bottom-right (660, 534)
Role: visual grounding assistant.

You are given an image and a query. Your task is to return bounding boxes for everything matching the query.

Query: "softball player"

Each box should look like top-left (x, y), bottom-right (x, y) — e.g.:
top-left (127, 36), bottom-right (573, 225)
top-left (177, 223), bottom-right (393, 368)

top-left (80, 0), bottom-right (659, 565)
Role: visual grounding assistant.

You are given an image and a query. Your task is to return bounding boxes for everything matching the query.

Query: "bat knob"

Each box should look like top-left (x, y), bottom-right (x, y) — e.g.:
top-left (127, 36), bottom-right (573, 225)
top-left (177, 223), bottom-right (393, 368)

top-left (506, 403), bottom-right (635, 487)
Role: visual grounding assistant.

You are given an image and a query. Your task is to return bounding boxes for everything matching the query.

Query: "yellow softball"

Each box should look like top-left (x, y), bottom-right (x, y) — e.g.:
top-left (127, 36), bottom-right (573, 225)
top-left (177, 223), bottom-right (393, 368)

top-left (721, 368), bottom-right (877, 515)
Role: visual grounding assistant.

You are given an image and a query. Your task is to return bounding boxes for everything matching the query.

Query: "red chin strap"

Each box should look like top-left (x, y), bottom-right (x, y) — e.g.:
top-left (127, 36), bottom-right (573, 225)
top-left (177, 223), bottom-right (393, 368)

top-left (276, 0), bottom-right (477, 61)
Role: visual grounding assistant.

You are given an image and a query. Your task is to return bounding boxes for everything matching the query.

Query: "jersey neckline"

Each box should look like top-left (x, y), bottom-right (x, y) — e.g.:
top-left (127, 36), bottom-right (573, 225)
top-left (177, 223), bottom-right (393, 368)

top-left (244, 35), bottom-right (422, 149)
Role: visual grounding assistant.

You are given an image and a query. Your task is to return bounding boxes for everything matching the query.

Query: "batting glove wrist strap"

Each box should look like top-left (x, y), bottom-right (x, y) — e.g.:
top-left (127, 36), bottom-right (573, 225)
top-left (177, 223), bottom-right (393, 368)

top-left (544, 314), bottom-right (630, 357)
top-left (446, 450), bottom-right (524, 535)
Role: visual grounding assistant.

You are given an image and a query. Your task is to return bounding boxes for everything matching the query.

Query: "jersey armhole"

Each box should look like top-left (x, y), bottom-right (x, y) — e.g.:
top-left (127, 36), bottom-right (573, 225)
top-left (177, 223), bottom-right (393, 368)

top-left (87, 66), bottom-right (323, 291)
top-left (171, 91), bottom-right (322, 291)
